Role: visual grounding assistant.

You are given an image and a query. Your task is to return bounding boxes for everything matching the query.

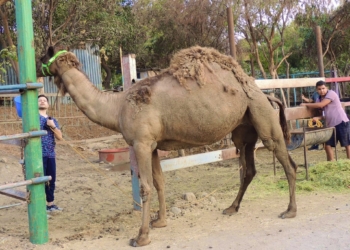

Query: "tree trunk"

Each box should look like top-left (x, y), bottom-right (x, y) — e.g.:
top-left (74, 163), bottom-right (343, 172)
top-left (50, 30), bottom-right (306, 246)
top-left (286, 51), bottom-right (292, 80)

top-left (101, 58), bottom-right (112, 90)
top-left (250, 56), bottom-right (255, 78)
top-left (0, 5), bottom-right (19, 82)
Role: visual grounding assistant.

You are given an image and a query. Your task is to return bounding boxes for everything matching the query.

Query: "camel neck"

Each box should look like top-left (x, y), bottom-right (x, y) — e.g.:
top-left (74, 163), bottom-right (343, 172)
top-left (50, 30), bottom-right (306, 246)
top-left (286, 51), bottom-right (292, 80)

top-left (61, 68), bottom-right (124, 132)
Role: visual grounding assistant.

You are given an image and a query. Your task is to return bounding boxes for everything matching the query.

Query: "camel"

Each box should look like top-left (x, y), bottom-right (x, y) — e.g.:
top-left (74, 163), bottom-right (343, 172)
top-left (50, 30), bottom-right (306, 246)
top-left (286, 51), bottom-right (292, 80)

top-left (36, 45), bottom-right (297, 247)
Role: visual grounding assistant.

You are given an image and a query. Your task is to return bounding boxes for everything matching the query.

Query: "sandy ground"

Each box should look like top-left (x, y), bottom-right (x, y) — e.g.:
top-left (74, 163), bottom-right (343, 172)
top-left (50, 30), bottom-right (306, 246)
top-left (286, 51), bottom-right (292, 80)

top-left (0, 133), bottom-right (350, 250)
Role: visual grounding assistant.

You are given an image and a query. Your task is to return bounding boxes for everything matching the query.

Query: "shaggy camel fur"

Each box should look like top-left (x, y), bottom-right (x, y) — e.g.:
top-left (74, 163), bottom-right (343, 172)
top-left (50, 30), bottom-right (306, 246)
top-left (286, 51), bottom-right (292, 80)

top-left (37, 46), bottom-right (297, 247)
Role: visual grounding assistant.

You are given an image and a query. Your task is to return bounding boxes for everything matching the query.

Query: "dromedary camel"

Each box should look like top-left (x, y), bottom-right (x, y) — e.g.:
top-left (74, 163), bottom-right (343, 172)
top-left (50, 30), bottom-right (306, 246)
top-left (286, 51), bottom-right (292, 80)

top-left (36, 45), bottom-right (297, 247)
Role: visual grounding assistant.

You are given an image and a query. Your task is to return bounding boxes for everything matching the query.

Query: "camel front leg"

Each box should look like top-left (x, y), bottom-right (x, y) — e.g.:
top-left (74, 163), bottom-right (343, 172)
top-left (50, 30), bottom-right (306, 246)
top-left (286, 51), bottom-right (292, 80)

top-left (129, 142), bottom-right (153, 247)
top-left (150, 149), bottom-right (167, 228)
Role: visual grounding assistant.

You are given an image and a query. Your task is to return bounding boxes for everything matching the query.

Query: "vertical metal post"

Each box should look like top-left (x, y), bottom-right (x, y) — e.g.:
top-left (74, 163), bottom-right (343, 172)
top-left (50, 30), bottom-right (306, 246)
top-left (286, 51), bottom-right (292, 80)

top-left (303, 128), bottom-right (309, 180)
top-left (334, 127), bottom-right (338, 161)
top-left (129, 147), bottom-right (141, 210)
top-left (122, 54), bottom-right (141, 211)
top-left (122, 54), bottom-right (137, 91)
top-left (292, 75), bottom-right (300, 128)
top-left (15, 0), bottom-right (48, 244)
top-left (273, 151), bottom-right (276, 176)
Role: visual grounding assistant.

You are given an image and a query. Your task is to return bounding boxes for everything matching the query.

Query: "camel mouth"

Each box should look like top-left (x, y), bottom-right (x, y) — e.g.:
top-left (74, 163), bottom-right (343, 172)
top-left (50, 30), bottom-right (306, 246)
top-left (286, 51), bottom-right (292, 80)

top-left (36, 47), bottom-right (80, 96)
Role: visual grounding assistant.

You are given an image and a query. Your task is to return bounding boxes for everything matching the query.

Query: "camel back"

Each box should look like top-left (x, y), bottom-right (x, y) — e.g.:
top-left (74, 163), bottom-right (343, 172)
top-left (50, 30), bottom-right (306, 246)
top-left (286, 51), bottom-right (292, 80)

top-left (131, 46), bottom-right (258, 103)
top-left (166, 46), bottom-right (254, 90)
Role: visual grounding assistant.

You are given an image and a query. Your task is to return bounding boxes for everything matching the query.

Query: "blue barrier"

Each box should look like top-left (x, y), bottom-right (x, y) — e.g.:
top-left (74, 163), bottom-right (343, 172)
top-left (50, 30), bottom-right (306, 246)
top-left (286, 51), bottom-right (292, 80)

top-left (14, 95), bottom-right (22, 118)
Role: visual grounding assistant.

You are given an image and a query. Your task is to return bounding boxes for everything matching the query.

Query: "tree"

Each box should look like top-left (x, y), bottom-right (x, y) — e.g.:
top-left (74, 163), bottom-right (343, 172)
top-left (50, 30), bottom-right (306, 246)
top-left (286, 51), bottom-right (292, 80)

top-left (0, 45), bottom-right (16, 83)
top-left (0, 0), bottom-right (18, 81)
top-left (233, 0), bottom-right (302, 79)
top-left (294, 1), bottom-right (350, 95)
top-left (131, 0), bottom-right (231, 69)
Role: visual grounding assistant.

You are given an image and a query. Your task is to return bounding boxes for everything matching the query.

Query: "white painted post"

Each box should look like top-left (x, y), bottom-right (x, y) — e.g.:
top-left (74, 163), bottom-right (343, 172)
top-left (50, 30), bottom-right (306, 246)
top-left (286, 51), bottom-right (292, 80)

top-left (122, 54), bottom-right (137, 91)
top-left (121, 54), bottom-right (141, 211)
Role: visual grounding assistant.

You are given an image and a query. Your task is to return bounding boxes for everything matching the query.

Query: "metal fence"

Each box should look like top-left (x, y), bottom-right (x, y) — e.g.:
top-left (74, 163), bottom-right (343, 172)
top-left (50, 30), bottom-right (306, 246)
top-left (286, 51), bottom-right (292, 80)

top-left (0, 44), bottom-right (103, 135)
top-left (0, 44), bottom-right (102, 91)
top-left (42, 45), bottom-right (102, 97)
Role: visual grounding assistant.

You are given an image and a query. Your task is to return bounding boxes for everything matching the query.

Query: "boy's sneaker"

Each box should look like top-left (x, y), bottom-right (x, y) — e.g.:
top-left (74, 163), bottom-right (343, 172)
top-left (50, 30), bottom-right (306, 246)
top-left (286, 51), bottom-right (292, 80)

top-left (46, 204), bottom-right (63, 212)
top-left (308, 144), bottom-right (319, 151)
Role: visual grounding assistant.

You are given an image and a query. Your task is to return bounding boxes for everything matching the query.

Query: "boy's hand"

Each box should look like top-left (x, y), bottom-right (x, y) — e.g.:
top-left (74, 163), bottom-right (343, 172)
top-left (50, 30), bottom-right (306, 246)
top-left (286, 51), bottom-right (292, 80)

top-left (47, 118), bottom-right (56, 128)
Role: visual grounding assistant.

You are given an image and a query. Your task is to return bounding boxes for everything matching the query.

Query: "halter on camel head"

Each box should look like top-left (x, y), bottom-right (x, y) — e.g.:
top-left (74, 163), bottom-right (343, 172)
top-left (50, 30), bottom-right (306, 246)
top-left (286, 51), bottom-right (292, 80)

top-left (41, 50), bottom-right (67, 76)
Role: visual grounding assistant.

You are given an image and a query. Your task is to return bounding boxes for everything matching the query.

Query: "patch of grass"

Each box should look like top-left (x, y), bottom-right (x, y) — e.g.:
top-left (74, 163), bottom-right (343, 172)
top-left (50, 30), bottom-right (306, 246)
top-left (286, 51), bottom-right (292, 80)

top-left (298, 160), bottom-right (350, 192)
top-left (249, 160), bottom-right (350, 197)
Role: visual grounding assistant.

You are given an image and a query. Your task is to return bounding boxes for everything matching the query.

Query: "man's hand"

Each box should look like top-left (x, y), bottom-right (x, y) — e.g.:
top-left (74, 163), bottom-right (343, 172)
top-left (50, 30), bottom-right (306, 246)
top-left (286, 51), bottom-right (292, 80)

top-left (47, 119), bottom-right (56, 129)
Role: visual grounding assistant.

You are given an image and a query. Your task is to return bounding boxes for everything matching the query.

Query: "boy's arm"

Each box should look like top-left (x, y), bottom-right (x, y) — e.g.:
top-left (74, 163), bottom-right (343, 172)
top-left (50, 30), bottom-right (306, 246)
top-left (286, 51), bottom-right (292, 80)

top-left (50, 118), bottom-right (63, 140)
top-left (51, 127), bottom-right (63, 140)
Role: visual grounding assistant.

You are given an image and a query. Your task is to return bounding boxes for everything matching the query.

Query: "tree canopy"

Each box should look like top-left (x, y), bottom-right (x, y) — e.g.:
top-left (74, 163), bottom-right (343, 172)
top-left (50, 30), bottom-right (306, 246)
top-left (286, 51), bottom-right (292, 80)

top-left (0, 0), bottom-right (349, 89)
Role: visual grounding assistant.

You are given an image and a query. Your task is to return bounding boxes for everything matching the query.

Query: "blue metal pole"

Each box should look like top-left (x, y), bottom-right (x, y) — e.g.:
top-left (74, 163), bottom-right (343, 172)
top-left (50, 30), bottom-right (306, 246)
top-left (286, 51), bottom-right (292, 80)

top-left (0, 131), bottom-right (47, 141)
top-left (129, 147), bottom-right (141, 211)
top-left (0, 83), bottom-right (43, 91)
top-left (0, 176), bottom-right (52, 191)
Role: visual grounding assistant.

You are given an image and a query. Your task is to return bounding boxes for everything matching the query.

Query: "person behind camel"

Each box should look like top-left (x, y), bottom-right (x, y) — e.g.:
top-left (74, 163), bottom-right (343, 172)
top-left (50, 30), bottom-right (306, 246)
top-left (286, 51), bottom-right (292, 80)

top-left (301, 80), bottom-right (350, 161)
top-left (301, 91), bottom-right (321, 150)
top-left (38, 94), bottom-right (63, 212)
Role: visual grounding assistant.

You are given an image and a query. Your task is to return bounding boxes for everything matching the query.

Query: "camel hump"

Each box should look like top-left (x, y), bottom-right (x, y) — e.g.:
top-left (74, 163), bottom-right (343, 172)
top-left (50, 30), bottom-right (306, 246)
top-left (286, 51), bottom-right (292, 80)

top-left (165, 46), bottom-right (255, 91)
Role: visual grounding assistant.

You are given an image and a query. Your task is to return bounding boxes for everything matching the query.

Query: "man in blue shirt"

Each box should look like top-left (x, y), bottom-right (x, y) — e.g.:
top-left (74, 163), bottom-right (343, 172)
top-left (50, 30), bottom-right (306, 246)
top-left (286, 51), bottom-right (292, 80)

top-left (38, 94), bottom-right (63, 212)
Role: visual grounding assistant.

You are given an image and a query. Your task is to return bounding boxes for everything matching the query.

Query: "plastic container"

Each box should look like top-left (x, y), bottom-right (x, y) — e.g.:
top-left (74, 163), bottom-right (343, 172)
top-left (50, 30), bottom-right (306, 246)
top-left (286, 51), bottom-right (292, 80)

top-left (98, 148), bottom-right (130, 164)
top-left (14, 95), bottom-right (22, 118)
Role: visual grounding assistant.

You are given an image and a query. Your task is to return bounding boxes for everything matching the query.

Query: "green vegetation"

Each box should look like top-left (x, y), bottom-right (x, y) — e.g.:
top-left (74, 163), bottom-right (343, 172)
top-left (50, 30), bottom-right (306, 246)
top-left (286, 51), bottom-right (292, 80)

top-left (250, 160), bottom-right (350, 197)
top-left (1, 1), bottom-right (350, 90)
top-left (0, 46), bottom-right (17, 83)
top-left (301, 160), bottom-right (350, 191)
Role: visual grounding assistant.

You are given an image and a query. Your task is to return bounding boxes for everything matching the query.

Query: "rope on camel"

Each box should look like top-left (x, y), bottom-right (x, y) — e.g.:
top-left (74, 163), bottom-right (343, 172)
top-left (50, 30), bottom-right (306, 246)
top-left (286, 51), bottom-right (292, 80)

top-left (50, 127), bottom-right (143, 208)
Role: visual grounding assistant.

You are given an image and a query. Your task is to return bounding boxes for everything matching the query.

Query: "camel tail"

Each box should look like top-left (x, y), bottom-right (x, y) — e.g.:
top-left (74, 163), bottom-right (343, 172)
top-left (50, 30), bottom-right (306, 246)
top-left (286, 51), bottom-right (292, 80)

top-left (266, 96), bottom-right (291, 143)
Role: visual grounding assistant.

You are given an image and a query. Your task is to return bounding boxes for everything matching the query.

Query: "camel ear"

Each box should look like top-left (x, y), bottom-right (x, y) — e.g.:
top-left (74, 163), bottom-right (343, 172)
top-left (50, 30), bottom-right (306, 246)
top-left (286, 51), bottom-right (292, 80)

top-left (47, 46), bottom-right (55, 57)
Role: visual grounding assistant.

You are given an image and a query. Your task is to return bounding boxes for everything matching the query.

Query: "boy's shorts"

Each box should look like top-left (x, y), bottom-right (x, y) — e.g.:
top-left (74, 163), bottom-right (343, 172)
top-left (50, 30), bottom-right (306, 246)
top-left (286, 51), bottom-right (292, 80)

top-left (326, 121), bottom-right (350, 147)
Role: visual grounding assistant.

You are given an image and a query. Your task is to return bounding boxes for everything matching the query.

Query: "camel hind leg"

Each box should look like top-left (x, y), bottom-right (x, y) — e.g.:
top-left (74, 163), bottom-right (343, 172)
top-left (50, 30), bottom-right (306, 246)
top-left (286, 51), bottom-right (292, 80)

top-left (223, 125), bottom-right (258, 215)
top-left (249, 98), bottom-right (297, 218)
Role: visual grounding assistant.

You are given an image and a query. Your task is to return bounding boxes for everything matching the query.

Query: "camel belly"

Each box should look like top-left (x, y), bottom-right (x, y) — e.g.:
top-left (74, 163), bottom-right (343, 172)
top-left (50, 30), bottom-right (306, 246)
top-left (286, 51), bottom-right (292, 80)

top-left (157, 109), bottom-right (245, 150)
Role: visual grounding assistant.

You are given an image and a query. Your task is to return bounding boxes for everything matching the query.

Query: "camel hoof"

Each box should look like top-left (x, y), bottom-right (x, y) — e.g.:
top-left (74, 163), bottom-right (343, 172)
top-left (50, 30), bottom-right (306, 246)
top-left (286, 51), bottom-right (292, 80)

top-left (129, 239), bottom-right (138, 247)
top-left (222, 206), bottom-right (238, 215)
top-left (279, 210), bottom-right (297, 219)
top-left (129, 237), bottom-right (151, 247)
top-left (151, 219), bottom-right (167, 228)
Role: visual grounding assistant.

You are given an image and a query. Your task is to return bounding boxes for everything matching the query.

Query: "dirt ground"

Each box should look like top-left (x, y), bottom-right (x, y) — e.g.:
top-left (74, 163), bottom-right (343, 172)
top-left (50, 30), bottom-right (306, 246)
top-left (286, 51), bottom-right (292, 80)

top-left (0, 127), bottom-right (350, 250)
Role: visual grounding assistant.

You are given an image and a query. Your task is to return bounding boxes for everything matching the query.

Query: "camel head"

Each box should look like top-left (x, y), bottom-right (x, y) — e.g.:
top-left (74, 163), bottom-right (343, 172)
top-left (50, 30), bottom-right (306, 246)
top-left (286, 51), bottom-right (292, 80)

top-left (36, 45), bottom-right (81, 95)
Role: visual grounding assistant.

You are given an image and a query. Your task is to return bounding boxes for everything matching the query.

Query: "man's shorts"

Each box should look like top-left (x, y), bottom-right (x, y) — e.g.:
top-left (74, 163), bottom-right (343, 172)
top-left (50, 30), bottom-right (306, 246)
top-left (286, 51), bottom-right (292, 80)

top-left (326, 121), bottom-right (350, 147)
